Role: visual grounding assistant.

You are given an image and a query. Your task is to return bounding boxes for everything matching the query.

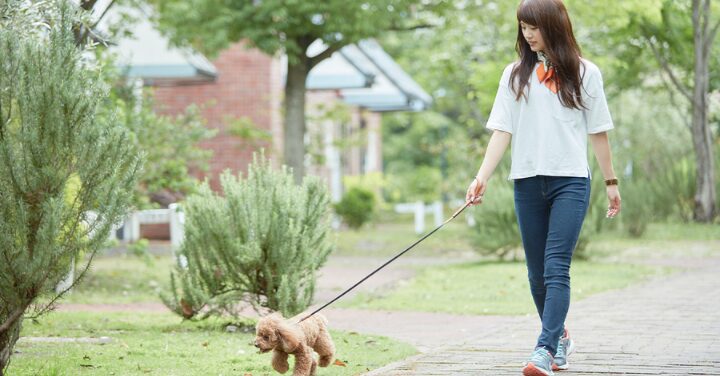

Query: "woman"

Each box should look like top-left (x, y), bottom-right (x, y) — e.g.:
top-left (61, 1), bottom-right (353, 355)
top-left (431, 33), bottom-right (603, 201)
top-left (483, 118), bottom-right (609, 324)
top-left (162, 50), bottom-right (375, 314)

top-left (465, 1), bottom-right (621, 375)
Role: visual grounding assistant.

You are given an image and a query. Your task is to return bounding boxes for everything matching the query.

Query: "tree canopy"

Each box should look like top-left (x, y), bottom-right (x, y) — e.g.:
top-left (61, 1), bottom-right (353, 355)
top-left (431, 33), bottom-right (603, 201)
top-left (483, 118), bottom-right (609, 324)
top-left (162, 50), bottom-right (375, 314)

top-left (152, 0), bottom-right (452, 181)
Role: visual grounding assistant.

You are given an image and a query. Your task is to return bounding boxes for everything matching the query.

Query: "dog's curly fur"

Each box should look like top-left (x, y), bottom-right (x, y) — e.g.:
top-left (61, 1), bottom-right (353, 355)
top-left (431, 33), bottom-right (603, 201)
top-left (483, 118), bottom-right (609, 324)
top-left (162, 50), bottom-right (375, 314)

top-left (254, 312), bottom-right (335, 376)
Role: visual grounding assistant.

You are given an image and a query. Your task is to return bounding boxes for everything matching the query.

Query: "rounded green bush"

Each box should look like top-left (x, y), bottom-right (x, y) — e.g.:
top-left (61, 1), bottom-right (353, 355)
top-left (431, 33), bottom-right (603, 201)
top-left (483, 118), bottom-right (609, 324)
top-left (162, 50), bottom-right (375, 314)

top-left (334, 187), bottom-right (376, 229)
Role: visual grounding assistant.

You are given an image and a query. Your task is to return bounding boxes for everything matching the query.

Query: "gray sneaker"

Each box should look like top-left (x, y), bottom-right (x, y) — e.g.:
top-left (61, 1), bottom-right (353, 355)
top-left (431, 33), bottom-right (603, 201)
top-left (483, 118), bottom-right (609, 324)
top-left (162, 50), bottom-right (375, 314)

top-left (523, 347), bottom-right (555, 376)
top-left (553, 329), bottom-right (575, 371)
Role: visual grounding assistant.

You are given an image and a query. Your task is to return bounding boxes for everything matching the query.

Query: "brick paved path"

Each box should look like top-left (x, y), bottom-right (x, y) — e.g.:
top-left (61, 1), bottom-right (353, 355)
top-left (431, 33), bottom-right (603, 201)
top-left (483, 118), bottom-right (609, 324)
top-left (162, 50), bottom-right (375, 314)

top-left (365, 257), bottom-right (720, 375)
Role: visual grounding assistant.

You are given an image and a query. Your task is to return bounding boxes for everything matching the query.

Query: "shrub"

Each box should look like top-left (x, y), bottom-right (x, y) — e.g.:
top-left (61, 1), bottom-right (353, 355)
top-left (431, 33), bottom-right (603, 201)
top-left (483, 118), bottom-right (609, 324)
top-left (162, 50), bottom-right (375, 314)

top-left (620, 177), bottom-right (653, 237)
top-left (161, 152), bottom-right (333, 318)
top-left (343, 171), bottom-right (388, 210)
top-left (385, 165), bottom-right (442, 203)
top-left (0, 2), bottom-right (140, 371)
top-left (471, 170), bottom-right (612, 260)
top-left (128, 238), bottom-right (154, 265)
top-left (647, 156), bottom-right (696, 221)
top-left (610, 154), bottom-right (697, 236)
top-left (334, 187), bottom-right (376, 229)
top-left (469, 180), bottom-right (523, 260)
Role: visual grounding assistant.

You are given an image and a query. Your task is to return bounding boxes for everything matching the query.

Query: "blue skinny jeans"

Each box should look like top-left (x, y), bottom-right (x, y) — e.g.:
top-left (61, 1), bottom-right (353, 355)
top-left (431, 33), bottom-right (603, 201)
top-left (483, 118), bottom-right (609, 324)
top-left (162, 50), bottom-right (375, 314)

top-left (513, 175), bottom-right (591, 356)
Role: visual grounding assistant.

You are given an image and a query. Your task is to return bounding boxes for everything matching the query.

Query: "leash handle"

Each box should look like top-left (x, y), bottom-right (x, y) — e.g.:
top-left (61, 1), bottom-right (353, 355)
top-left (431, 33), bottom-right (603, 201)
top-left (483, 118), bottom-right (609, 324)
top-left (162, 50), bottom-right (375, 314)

top-left (446, 199), bottom-right (474, 224)
top-left (296, 200), bottom-right (474, 324)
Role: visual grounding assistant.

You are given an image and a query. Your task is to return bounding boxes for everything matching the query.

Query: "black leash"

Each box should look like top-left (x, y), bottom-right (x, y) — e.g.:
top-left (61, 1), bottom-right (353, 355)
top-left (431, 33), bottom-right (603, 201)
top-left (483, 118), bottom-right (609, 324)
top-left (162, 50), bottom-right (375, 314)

top-left (297, 200), bottom-right (475, 324)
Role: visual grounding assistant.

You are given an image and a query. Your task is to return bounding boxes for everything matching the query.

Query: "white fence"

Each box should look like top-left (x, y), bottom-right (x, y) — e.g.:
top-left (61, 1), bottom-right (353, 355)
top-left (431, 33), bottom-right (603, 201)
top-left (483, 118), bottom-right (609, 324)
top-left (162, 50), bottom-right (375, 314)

top-left (394, 200), bottom-right (477, 234)
top-left (120, 203), bottom-right (185, 252)
top-left (110, 200), bottom-right (472, 249)
top-left (394, 201), bottom-right (444, 234)
top-left (56, 205), bottom-right (185, 293)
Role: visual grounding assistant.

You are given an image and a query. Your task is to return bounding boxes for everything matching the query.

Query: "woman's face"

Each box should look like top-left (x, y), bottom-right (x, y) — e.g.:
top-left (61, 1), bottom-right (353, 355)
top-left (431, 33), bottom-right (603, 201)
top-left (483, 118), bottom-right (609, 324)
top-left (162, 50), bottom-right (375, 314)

top-left (520, 21), bottom-right (546, 52)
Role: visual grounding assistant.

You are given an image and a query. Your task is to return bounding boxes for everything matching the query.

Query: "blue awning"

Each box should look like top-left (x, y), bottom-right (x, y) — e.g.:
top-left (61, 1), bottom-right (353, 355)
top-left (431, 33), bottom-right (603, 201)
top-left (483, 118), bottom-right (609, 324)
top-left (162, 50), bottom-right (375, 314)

top-left (306, 43), bottom-right (374, 90)
top-left (352, 39), bottom-right (433, 111)
top-left (307, 39), bottom-right (432, 112)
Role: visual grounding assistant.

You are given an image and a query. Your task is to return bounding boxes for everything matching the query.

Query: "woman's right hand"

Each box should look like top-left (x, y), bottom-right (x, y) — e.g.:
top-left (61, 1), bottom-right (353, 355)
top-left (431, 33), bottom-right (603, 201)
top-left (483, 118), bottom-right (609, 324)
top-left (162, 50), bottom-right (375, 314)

top-left (466, 176), bottom-right (487, 206)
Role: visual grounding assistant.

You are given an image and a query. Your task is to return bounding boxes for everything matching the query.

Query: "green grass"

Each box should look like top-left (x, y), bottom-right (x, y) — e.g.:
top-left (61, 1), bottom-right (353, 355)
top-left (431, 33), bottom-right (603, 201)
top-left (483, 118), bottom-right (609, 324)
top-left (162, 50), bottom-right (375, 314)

top-left (585, 222), bottom-right (720, 260)
top-left (333, 219), bottom-right (720, 260)
top-left (10, 219), bottom-right (711, 375)
top-left (64, 256), bottom-right (172, 304)
top-left (8, 312), bottom-right (416, 376)
top-left (645, 222), bottom-right (720, 240)
top-left (332, 219), bottom-right (474, 258)
top-left (341, 261), bottom-right (672, 315)
top-left (69, 221), bottom-right (717, 307)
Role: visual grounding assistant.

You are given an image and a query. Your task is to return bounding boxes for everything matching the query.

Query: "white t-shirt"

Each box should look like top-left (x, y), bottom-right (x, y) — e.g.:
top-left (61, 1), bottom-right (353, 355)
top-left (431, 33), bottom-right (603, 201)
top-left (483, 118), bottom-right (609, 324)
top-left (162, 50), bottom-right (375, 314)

top-left (486, 58), bottom-right (614, 180)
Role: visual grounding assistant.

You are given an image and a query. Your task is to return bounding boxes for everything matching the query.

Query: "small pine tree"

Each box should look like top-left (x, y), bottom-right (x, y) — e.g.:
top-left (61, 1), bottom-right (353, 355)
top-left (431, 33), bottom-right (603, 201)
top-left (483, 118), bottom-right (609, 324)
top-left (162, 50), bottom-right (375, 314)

top-left (162, 152), bottom-right (333, 319)
top-left (0, 2), bottom-right (140, 373)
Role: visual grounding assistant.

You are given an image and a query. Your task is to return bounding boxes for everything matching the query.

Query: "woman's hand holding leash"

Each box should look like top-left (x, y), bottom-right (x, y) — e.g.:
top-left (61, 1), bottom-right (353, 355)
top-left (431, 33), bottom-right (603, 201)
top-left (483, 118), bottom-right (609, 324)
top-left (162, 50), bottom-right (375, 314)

top-left (466, 176), bottom-right (487, 206)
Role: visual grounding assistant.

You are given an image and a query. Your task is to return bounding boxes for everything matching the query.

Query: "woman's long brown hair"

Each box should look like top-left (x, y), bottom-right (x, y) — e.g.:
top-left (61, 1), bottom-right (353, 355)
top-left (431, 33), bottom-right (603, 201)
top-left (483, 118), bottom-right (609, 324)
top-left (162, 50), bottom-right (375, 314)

top-left (510, 0), bottom-right (586, 109)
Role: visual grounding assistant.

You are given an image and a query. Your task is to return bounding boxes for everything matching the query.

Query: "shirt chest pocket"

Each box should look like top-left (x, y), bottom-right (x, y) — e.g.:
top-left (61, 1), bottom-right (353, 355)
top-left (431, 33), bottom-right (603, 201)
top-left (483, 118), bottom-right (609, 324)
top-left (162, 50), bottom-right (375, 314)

top-left (551, 100), bottom-right (582, 126)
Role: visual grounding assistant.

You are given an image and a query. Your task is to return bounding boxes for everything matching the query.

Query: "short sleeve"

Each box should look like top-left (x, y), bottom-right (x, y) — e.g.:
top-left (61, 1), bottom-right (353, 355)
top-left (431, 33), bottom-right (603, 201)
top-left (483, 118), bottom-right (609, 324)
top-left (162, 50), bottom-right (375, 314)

top-left (486, 64), bottom-right (515, 134)
top-left (584, 68), bottom-right (614, 134)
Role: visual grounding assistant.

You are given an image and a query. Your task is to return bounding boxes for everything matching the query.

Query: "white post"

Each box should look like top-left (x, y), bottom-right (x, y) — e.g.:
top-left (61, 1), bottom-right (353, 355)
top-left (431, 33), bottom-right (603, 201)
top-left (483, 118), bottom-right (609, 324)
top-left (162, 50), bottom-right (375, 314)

top-left (325, 122), bottom-right (343, 204)
top-left (394, 201), bottom-right (430, 234)
top-left (451, 199), bottom-right (476, 227)
top-left (414, 201), bottom-right (424, 234)
top-left (169, 203), bottom-right (184, 258)
top-left (364, 126), bottom-right (378, 173)
top-left (122, 212), bottom-right (140, 242)
top-left (432, 201), bottom-right (443, 227)
top-left (325, 121), bottom-right (343, 230)
top-left (169, 203), bottom-right (188, 270)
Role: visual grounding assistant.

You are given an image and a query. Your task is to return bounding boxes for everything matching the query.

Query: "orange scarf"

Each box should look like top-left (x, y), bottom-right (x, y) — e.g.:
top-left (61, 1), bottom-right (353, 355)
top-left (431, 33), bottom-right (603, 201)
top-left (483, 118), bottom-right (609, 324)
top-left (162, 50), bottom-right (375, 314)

top-left (536, 63), bottom-right (558, 94)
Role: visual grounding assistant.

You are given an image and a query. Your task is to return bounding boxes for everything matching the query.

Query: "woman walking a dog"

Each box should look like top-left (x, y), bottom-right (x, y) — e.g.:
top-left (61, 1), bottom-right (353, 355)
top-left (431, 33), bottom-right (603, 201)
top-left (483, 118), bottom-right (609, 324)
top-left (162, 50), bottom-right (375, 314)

top-left (465, 0), bottom-right (621, 375)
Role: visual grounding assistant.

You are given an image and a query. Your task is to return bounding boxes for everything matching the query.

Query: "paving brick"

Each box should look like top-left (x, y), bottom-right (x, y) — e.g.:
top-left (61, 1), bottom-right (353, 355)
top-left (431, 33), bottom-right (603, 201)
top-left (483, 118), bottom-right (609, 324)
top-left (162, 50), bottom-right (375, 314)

top-left (365, 257), bottom-right (720, 375)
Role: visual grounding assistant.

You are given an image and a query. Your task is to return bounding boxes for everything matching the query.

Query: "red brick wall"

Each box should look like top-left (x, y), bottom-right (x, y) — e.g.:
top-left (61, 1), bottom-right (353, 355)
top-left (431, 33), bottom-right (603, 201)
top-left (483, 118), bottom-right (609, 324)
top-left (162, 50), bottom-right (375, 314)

top-left (141, 223), bottom-right (170, 240)
top-left (151, 42), bottom-right (283, 191)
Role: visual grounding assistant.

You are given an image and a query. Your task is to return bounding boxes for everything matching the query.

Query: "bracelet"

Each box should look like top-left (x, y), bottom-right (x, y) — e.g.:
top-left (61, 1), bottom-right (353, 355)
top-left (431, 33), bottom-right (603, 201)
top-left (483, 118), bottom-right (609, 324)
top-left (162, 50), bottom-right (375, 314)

top-left (604, 178), bottom-right (618, 186)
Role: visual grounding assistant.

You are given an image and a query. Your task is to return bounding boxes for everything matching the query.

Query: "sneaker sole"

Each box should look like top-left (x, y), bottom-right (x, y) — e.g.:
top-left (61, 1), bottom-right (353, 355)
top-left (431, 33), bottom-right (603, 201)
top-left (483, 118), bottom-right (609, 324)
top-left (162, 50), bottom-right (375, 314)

top-left (523, 362), bottom-right (553, 376)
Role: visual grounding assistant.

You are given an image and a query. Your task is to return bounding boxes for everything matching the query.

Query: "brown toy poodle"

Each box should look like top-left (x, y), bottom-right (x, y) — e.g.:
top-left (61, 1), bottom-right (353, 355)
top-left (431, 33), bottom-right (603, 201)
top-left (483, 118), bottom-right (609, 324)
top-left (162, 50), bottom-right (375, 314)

top-left (254, 312), bottom-right (335, 376)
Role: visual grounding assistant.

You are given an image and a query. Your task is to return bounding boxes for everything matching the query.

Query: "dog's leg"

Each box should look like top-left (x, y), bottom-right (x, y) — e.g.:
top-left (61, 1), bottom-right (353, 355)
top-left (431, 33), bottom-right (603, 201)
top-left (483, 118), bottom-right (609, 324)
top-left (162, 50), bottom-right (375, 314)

top-left (292, 346), bottom-right (313, 376)
top-left (310, 358), bottom-right (317, 376)
top-left (272, 349), bottom-right (290, 374)
top-left (313, 331), bottom-right (335, 367)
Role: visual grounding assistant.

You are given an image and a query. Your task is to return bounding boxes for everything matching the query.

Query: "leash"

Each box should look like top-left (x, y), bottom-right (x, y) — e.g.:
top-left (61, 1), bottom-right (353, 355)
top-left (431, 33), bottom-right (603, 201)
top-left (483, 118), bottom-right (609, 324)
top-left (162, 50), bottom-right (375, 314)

top-left (296, 199), bottom-right (476, 324)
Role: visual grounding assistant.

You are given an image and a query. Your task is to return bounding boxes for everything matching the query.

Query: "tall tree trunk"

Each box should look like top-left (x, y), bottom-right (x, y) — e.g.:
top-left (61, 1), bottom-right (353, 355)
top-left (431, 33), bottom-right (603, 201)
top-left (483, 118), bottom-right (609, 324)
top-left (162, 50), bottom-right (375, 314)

top-left (0, 318), bottom-right (22, 376)
top-left (691, 0), bottom-right (717, 222)
top-left (284, 57), bottom-right (310, 183)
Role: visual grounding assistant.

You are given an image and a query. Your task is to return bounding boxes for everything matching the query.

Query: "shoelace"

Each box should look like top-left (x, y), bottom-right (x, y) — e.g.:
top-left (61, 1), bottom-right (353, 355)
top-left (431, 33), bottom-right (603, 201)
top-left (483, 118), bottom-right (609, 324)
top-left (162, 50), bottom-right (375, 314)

top-left (556, 339), bottom-right (566, 358)
top-left (530, 348), bottom-right (553, 365)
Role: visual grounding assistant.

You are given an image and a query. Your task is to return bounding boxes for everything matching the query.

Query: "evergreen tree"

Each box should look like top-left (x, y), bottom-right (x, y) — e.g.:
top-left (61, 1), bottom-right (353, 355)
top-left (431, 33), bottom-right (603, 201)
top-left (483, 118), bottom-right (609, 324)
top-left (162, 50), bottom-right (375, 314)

top-left (162, 152), bottom-right (333, 319)
top-left (0, 1), bottom-right (140, 373)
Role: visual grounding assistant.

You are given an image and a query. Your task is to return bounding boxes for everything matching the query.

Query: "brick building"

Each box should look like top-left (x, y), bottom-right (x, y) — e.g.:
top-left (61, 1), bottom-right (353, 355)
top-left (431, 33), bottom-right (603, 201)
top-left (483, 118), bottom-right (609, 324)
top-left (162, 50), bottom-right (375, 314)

top-left (104, 4), bottom-right (431, 237)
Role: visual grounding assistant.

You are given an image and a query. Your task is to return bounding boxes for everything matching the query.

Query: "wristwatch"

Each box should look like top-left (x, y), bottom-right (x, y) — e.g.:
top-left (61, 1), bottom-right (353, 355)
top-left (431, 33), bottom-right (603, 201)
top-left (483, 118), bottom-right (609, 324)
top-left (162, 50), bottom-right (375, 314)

top-left (604, 178), bottom-right (618, 186)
